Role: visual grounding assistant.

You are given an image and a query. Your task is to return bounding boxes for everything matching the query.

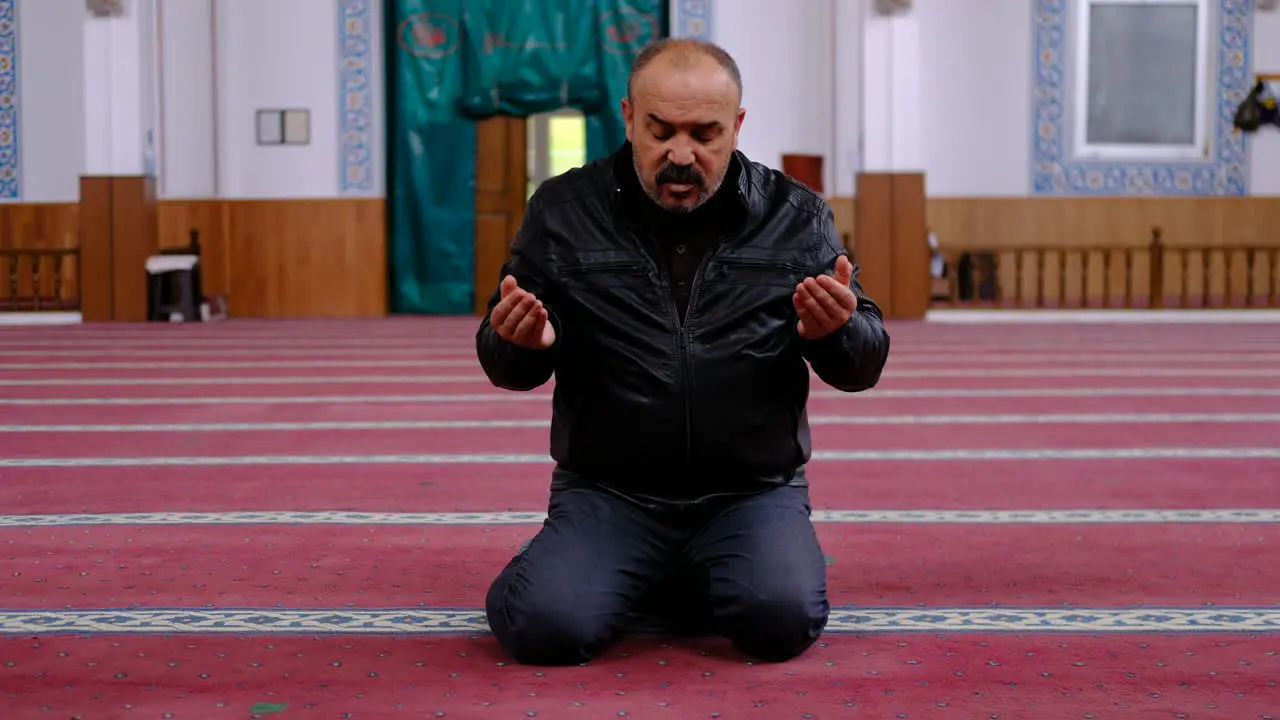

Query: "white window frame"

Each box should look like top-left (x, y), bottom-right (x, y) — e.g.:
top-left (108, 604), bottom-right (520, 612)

top-left (1071, 0), bottom-right (1210, 161)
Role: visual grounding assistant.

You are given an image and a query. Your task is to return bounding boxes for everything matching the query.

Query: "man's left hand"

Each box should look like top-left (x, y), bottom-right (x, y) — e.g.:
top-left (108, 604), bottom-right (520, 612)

top-left (795, 255), bottom-right (857, 340)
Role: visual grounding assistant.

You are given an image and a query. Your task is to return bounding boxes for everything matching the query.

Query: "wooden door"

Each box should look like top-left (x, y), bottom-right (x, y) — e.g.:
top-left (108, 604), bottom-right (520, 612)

top-left (473, 116), bottom-right (529, 316)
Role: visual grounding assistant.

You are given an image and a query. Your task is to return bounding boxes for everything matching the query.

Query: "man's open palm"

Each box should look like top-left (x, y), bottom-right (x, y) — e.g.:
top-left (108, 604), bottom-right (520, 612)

top-left (795, 255), bottom-right (857, 340)
top-left (490, 275), bottom-right (556, 350)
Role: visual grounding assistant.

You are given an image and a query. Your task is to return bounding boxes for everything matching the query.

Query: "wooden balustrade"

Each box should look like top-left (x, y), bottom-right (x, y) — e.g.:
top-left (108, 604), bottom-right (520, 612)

top-left (934, 228), bottom-right (1280, 309)
top-left (0, 248), bottom-right (82, 313)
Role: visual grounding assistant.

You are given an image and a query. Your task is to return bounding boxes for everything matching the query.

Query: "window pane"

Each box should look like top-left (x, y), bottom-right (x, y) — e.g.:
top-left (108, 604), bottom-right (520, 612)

top-left (1085, 3), bottom-right (1198, 145)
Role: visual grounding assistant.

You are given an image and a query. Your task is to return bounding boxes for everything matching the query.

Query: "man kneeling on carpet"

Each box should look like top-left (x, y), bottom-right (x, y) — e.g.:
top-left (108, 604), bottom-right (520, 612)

top-left (475, 37), bottom-right (891, 666)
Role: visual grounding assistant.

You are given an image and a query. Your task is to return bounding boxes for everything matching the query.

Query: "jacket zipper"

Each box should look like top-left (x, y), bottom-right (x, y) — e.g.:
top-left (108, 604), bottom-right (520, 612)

top-left (716, 257), bottom-right (807, 273)
top-left (679, 236), bottom-right (732, 471)
top-left (631, 227), bottom-right (700, 473)
top-left (558, 260), bottom-right (648, 277)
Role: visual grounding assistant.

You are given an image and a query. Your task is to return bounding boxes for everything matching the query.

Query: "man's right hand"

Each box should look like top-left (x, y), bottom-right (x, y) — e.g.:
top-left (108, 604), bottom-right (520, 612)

top-left (489, 275), bottom-right (556, 350)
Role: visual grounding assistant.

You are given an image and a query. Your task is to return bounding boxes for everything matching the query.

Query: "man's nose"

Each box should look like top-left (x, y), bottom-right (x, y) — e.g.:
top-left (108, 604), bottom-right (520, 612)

top-left (666, 142), bottom-right (696, 167)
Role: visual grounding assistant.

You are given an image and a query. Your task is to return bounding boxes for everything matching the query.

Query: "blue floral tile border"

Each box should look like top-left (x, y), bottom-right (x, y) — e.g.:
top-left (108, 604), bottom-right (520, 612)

top-left (1031, 0), bottom-right (1252, 196)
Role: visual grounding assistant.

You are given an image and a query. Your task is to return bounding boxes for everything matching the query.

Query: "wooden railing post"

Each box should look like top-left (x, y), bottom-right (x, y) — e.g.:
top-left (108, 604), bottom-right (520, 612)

top-left (1148, 227), bottom-right (1165, 309)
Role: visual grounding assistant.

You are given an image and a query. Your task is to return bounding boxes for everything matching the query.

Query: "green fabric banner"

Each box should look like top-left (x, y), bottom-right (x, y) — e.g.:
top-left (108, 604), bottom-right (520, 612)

top-left (385, 0), bottom-right (667, 314)
top-left (458, 0), bottom-right (608, 117)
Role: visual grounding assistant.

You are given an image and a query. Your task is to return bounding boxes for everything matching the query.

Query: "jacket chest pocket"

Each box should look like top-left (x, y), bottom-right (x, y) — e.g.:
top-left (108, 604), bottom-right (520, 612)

top-left (704, 257), bottom-right (807, 289)
top-left (552, 256), bottom-right (654, 291)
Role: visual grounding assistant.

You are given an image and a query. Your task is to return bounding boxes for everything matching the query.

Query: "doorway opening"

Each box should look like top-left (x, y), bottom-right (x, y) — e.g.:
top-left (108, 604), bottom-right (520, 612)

top-left (526, 110), bottom-right (588, 198)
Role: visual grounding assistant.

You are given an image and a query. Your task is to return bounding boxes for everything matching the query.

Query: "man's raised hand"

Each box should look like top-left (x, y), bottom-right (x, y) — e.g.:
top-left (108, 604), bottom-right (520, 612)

top-left (795, 255), bottom-right (857, 340)
top-left (490, 275), bottom-right (556, 350)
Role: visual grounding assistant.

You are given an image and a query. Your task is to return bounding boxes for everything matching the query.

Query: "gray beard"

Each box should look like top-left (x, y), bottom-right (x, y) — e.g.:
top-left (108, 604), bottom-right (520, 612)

top-left (632, 156), bottom-right (723, 214)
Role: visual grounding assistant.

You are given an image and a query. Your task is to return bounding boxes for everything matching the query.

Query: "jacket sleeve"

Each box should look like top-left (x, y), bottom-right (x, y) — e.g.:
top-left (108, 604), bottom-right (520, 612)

top-left (798, 206), bottom-right (891, 392)
top-left (475, 202), bottom-right (561, 392)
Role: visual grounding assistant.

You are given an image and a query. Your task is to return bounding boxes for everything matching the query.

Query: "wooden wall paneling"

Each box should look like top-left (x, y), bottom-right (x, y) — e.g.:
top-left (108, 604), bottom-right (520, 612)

top-left (157, 199), bottom-right (233, 300)
top-left (852, 174), bottom-right (894, 315)
top-left (828, 196), bottom-right (855, 250)
top-left (888, 173), bottom-right (930, 319)
top-left (78, 177), bottom-right (115, 322)
top-left (0, 203), bottom-right (80, 309)
top-left (0, 203), bottom-right (79, 250)
top-left (109, 176), bottom-right (160, 322)
top-left (924, 197), bottom-right (1280, 307)
top-left (473, 116), bottom-right (529, 316)
top-left (223, 199), bottom-right (386, 318)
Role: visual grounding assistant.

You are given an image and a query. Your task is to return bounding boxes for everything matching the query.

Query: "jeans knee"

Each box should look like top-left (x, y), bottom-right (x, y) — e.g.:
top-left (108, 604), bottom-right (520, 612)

top-left (485, 575), bottom-right (611, 666)
top-left (722, 588), bottom-right (829, 662)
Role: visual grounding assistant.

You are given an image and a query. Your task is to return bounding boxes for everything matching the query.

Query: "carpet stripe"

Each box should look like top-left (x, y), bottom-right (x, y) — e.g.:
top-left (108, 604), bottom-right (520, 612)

top-left (5, 353), bottom-right (1280, 369)
top-left (3, 368), bottom-right (1279, 386)
top-left (1, 606), bottom-right (1276, 635)
top-left (2, 386), bottom-right (1278, 405)
top-left (0, 359), bottom-right (480, 370)
top-left (4, 508), bottom-right (1280, 527)
top-left (0, 347), bottom-right (1277, 361)
top-left (4, 413), bottom-right (1278, 433)
top-left (3, 447), bottom-right (1277, 468)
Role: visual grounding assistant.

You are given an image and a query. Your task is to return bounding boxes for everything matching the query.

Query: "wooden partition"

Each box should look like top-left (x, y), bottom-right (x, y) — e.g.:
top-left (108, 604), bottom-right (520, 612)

top-left (926, 197), bottom-right (1280, 309)
top-left (473, 117), bottom-right (528, 315)
top-left (0, 203), bottom-right (81, 313)
top-left (830, 195), bottom-right (1280, 311)
top-left (79, 175), bottom-right (159, 322)
top-left (850, 173), bottom-right (932, 319)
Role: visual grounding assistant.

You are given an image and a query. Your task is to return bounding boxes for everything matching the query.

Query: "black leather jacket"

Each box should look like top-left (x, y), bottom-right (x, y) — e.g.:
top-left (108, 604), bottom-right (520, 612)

top-left (476, 144), bottom-right (891, 501)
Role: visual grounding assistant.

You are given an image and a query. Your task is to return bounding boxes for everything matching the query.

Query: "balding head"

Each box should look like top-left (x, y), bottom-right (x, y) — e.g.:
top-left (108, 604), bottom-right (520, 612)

top-left (621, 39), bottom-right (746, 214)
top-left (627, 38), bottom-right (743, 104)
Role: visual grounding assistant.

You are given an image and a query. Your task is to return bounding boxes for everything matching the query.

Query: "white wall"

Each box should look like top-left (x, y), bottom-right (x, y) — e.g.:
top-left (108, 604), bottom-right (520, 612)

top-left (14, 0), bottom-right (383, 202)
top-left (213, 0), bottom-right (338, 198)
top-left (917, 0), bottom-right (1032, 196)
top-left (711, 0), bottom-right (848, 195)
top-left (159, 0), bottom-right (216, 198)
top-left (11, 0), bottom-right (1272, 202)
top-left (1249, 7), bottom-right (1280, 195)
top-left (694, 0), bottom-right (1280, 198)
top-left (15, 0), bottom-right (84, 203)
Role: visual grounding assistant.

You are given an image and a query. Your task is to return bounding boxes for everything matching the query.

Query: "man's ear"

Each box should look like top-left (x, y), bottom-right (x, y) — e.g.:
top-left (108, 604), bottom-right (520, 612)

top-left (622, 97), bottom-right (635, 142)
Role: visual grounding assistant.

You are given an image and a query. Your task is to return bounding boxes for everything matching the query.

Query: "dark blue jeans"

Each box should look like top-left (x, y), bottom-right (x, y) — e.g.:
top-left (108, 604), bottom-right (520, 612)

top-left (484, 483), bottom-right (830, 665)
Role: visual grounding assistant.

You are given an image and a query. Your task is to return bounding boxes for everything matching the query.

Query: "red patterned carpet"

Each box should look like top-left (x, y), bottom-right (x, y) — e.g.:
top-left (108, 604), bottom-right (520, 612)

top-left (1, 316), bottom-right (1279, 718)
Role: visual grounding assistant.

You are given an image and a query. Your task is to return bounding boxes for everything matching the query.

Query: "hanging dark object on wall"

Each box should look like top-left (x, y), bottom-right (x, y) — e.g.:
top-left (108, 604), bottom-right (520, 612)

top-left (1235, 78), bottom-right (1280, 133)
top-left (86, 0), bottom-right (125, 19)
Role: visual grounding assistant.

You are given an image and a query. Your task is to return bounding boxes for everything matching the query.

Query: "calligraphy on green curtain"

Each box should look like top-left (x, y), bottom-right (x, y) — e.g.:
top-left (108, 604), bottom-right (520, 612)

top-left (458, 0), bottom-right (606, 117)
top-left (391, 0), bottom-right (467, 123)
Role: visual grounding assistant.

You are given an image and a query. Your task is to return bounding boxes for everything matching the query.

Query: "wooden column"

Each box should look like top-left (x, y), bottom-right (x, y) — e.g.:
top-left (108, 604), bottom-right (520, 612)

top-left (853, 172), bottom-right (931, 320)
top-left (78, 175), bottom-right (159, 322)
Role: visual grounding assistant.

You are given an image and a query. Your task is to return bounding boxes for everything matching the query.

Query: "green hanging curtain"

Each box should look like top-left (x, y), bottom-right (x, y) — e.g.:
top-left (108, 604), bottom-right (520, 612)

top-left (385, 0), bottom-right (477, 315)
top-left (457, 0), bottom-right (608, 117)
top-left (384, 0), bottom-right (668, 314)
top-left (585, 0), bottom-right (665, 161)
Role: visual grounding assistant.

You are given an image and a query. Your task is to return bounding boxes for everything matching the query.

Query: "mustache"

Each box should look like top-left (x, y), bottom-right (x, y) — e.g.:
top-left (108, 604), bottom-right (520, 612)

top-left (655, 162), bottom-right (704, 187)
